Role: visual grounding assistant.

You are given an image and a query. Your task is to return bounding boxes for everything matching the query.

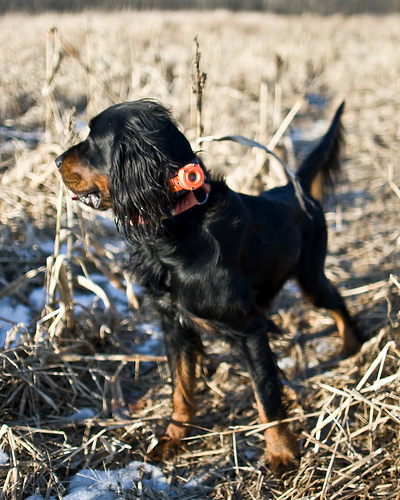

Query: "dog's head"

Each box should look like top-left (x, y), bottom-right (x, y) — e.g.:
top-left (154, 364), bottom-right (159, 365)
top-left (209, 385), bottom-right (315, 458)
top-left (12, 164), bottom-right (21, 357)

top-left (56, 100), bottom-right (203, 239)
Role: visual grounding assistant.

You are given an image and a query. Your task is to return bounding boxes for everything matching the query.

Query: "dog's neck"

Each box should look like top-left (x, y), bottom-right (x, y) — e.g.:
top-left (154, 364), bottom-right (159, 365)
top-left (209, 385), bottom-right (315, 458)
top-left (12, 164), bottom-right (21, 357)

top-left (172, 183), bottom-right (211, 216)
top-left (135, 183), bottom-right (210, 225)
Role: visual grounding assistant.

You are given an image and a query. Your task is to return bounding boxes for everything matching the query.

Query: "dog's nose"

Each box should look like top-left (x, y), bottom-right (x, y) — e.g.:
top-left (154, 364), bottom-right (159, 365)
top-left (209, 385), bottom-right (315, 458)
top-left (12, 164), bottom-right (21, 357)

top-left (55, 154), bottom-right (64, 169)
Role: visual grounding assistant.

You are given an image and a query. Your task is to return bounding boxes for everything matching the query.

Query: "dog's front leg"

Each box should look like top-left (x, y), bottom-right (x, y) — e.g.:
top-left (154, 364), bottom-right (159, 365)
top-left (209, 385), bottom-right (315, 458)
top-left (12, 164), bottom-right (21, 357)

top-left (238, 323), bottom-right (299, 469)
top-left (150, 318), bottom-right (200, 461)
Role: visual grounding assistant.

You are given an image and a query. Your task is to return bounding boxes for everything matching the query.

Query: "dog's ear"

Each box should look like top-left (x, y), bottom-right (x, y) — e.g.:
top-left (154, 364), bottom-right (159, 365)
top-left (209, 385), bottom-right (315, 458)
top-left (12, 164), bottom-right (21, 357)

top-left (163, 120), bottom-right (195, 166)
top-left (108, 101), bottom-right (197, 241)
top-left (109, 136), bottom-right (172, 238)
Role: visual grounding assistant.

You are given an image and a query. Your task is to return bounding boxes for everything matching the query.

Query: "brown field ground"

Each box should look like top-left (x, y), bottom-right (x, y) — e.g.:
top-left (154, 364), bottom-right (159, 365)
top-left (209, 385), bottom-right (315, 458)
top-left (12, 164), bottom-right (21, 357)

top-left (0, 10), bottom-right (399, 500)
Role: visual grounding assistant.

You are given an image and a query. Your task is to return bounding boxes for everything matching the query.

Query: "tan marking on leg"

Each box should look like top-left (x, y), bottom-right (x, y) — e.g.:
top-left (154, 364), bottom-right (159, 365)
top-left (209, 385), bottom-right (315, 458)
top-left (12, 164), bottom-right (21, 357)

top-left (254, 390), bottom-right (299, 469)
top-left (150, 355), bottom-right (196, 461)
top-left (167, 356), bottom-right (195, 437)
top-left (332, 309), bottom-right (361, 355)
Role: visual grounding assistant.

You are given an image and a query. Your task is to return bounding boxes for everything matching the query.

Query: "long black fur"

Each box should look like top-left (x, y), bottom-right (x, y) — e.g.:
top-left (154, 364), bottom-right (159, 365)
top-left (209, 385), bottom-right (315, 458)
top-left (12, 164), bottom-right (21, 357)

top-left (56, 99), bottom-right (363, 467)
top-left (107, 100), bottom-right (205, 236)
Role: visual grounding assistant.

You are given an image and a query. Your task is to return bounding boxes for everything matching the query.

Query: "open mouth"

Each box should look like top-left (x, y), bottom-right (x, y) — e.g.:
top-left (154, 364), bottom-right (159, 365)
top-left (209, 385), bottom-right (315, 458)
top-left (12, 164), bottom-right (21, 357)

top-left (71, 191), bottom-right (102, 209)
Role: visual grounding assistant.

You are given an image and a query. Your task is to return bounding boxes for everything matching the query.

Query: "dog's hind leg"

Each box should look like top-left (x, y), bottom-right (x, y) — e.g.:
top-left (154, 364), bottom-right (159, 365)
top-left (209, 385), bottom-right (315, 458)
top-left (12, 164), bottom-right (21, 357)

top-left (301, 275), bottom-right (362, 355)
top-left (295, 244), bottom-right (363, 355)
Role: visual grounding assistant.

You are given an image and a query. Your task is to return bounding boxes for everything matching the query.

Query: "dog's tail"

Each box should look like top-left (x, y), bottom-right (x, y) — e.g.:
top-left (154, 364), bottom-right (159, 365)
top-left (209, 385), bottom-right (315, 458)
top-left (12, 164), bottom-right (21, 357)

top-left (296, 101), bottom-right (345, 204)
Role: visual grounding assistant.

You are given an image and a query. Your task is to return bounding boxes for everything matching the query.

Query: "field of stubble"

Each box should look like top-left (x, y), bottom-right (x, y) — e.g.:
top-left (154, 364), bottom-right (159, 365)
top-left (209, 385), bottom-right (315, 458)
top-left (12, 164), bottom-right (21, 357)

top-left (0, 10), bottom-right (399, 500)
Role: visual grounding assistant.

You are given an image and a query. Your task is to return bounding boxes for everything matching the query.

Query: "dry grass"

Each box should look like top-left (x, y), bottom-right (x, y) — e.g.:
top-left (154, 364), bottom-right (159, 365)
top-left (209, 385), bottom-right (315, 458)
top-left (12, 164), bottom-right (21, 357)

top-left (0, 10), bottom-right (399, 500)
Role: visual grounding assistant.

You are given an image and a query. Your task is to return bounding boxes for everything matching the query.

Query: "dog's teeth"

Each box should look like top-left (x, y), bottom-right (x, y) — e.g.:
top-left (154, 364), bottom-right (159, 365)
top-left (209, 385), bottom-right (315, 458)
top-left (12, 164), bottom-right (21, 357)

top-left (91, 193), bottom-right (101, 209)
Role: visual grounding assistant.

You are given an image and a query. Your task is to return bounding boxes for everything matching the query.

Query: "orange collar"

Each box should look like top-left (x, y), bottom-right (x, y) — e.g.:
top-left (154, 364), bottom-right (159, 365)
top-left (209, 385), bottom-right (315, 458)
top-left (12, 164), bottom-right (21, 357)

top-left (135, 183), bottom-right (210, 225)
top-left (171, 183), bottom-right (210, 216)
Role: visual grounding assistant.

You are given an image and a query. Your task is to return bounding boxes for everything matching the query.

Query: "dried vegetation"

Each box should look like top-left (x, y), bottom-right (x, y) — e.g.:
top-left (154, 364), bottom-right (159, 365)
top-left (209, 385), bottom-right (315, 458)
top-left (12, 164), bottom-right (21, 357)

top-left (0, 10), bottom-right (399, 500)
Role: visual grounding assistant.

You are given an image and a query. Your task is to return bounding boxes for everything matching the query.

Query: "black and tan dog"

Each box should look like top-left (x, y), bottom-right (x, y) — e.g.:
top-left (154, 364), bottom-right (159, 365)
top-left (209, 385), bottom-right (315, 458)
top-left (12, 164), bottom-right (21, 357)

top-left (55, 100), bottom-right (362, 468)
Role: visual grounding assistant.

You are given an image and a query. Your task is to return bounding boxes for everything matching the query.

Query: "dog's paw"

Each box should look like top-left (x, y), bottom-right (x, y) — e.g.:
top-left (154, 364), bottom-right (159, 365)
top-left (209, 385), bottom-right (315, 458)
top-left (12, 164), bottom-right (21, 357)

top-left (147, 434), bottom-right (183, 462)
top-left (264, 424), bottom-right (300, 470)
top-left (266, 443), bottom-right (299, 471)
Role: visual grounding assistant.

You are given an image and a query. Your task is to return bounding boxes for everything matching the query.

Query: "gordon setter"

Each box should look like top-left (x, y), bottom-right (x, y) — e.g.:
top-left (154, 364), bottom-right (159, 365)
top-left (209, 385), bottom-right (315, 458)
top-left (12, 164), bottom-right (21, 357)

top-left (55, 99), bottom-right (363, 469)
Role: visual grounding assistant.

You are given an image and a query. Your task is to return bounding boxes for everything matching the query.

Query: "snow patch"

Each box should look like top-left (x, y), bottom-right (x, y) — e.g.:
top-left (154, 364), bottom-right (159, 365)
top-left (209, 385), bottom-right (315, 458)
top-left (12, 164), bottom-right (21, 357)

top-left (0, 297), bottom-right (31, 347)
top-left (0, 446), bottom-right (9, 465)
top-left (69, 408), bottom-right (97, 421)
top-left (24, 462), bottom-right (170, 500)
top-left (67, 462), bottom-right (169, 498)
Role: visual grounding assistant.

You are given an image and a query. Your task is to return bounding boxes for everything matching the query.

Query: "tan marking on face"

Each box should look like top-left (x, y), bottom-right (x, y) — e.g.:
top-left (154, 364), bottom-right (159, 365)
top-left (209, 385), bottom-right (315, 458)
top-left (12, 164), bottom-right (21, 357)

top-left (58, 150), bottom-right (111, 210)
